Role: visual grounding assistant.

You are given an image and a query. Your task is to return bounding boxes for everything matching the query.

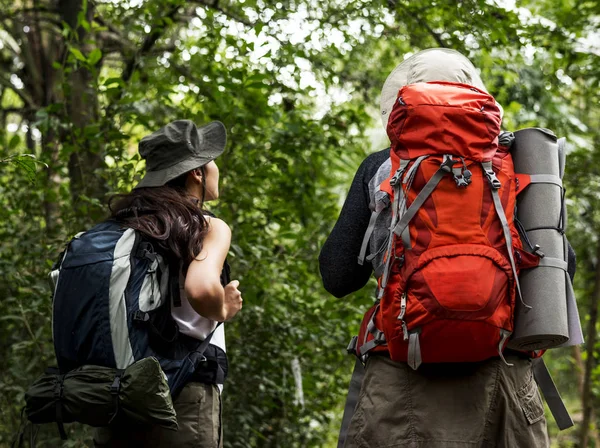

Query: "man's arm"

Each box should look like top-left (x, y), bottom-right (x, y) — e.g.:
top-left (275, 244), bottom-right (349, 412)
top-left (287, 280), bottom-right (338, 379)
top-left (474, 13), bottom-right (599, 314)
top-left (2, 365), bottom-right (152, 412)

top-left (319, 149), bottom-right (390, 298)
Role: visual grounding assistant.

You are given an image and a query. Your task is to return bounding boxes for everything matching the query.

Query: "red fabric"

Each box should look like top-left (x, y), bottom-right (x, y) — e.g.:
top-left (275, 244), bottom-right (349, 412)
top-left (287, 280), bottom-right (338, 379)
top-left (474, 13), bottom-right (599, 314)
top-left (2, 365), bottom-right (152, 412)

top-left (386, 82), bottom-right (502, 163)
top-left (357, 82), bottom-right (529, 364)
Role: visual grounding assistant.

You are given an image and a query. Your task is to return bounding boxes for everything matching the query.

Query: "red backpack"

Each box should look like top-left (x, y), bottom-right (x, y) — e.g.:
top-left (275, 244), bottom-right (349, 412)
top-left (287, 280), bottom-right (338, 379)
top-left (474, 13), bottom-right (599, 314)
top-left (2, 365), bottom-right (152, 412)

top-left (353, 81), bottom-right (538, 368)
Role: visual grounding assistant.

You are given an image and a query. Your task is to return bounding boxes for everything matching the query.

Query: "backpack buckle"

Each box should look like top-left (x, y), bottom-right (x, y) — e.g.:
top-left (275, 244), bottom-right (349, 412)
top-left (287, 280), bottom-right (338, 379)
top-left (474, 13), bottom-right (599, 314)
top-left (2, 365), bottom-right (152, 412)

top-left (347, 336), bottom-right (358, 355)
top-left (133, 310), bottom-right (150, 323)
top-left (483, 164), bottom-right (501, 189)
top-left (390, 167), bottom-right (406, 186)
top-left (440, 155), bottom-right (456, 173)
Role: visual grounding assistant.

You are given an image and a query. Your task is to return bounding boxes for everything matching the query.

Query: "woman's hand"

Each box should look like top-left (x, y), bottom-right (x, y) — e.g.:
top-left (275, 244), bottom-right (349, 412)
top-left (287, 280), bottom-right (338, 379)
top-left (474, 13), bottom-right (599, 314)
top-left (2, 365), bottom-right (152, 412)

top-left (223, 280), bottom-right (243, 321)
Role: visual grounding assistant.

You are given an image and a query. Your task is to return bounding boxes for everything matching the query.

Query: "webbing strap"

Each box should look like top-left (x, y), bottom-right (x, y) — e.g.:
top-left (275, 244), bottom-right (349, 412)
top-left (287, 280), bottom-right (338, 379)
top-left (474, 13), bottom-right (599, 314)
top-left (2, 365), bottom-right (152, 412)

top-left (359, 309), bottom-right (385, 356)
top-left (528, 174), bottom-right (563, 188)
top-left (359, 337), bottom-right (383, 356)
top-left (337, 359), bottom-right (365, 448)
top-left (407, 330), bottom-right (422, 370)
top-left (53, 375), bottom-right (67, 440)
top-left (532, 358), bottom-right (574, 430)
top-left (482, 162), bottom-right (530, 311)
top-left (404, 155), bottom-right (429, 184)
top-left (379, 160), bottom-right (410, 292)
top-left (392, 167), bottom-right (447, 238)
top-left (358, 208), bottom-right (384, 265)
top-left (170, 260), bottom-right (181, 308)
top-left (401, 156), bottom-right (429, 249)
top-left (537, 257), bottom-right (568, 271)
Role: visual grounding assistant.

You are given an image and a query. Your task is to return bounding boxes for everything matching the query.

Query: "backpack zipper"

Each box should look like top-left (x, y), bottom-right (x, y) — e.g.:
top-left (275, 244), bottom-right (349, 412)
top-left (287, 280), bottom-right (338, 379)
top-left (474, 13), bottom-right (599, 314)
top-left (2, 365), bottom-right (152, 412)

top-left (398, 291), bottom-right (409, 340)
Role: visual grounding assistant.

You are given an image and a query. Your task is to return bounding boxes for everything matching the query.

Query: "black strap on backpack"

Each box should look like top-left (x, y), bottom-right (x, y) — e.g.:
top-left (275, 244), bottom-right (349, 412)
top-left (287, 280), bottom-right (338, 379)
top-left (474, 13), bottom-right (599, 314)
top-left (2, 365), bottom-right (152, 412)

top-left (169, 258), bottom-right (182, 308)
top-left (108, 370), bottom-right (125, 425)
top-left (53, 374), bottom-right (67, 440)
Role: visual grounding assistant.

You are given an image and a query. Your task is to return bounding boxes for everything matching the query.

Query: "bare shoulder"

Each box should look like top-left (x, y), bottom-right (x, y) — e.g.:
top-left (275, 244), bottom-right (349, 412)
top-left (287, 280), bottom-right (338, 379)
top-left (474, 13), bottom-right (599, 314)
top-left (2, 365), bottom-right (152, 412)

top-left (205, 216), bottom-right (231, 238)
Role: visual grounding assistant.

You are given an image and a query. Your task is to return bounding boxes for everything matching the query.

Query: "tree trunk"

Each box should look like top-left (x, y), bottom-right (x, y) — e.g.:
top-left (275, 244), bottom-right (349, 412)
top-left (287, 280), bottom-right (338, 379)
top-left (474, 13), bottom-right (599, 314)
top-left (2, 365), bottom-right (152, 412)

top-left (574, 346), bottom-right (600, 447)
top-left (59, 0), bottom-right (107, 224)
top-left (580, 241), bottom-right (600, 448)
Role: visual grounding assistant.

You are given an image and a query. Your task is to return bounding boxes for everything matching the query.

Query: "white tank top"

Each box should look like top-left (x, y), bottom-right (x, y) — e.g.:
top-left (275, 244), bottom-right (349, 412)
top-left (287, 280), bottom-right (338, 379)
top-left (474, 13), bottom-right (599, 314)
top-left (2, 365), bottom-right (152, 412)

top-left (171, 271), bottom-right (226, 389)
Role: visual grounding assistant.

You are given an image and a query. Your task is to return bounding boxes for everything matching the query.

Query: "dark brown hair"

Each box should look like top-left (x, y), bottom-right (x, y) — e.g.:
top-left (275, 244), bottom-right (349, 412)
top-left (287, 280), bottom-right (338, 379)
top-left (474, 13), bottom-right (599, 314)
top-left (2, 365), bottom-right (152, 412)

top-left (108, 174), bottom-right (208, 272)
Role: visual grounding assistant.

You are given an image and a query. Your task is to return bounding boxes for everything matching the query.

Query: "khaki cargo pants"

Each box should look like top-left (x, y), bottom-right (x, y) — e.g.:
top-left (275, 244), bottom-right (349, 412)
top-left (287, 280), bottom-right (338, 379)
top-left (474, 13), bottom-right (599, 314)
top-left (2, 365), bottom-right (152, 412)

top-left (345, 355), bottom-right (549, 448)
top-left (94, 382), bottom-right (222, 448)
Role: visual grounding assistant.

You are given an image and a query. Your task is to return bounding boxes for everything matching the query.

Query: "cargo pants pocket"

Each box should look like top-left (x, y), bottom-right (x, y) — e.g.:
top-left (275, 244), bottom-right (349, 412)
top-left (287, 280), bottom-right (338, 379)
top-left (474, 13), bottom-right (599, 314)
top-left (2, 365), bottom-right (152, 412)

top-left (517, 370), bottom-right (545, 425)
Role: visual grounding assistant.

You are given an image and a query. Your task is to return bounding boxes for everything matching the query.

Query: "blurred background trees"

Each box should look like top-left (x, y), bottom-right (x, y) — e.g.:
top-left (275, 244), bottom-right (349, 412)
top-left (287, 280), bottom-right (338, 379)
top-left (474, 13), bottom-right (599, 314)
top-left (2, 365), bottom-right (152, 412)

top-left (1, 0), bottom-right (599, 446)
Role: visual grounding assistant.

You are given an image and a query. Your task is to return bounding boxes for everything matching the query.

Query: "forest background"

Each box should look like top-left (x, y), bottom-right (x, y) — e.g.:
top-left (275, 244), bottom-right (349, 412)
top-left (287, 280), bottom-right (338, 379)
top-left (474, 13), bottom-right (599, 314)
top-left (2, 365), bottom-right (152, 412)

top-left (1, 0), bottom-right (600, 446)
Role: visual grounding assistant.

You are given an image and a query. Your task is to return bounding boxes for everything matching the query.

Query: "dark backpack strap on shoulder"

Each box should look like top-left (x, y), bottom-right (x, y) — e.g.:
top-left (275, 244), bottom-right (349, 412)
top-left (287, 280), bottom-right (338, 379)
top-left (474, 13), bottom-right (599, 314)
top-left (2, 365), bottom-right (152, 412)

top-left (170, 259), bottom-right (181, 307)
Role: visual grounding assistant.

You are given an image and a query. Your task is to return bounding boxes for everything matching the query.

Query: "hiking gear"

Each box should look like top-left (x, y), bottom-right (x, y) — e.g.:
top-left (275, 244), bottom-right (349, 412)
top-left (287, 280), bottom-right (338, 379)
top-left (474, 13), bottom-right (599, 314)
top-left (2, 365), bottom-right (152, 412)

top-left (532, 358), bottom-right (573, 430)
top-left (342, 355), bottom-right (550, 448)
top-left (51, 220), bottom-right (221, 393)
top-left (94, 382), bottom-right (223, 448)
top-left (135, 120), bottom-right (226, 189)
top-left (507, 128), bottom-right (583, 351)
top-left (337, 359), bottom-right (365, 448)
top-left (379, 49), bottom-right (494, 128)
top-left (39, 219), bottom-right (226, 440)
top-left (25, 357), bottom-right (177, 440)
top-left (361, 80), bottom-right (525, 367)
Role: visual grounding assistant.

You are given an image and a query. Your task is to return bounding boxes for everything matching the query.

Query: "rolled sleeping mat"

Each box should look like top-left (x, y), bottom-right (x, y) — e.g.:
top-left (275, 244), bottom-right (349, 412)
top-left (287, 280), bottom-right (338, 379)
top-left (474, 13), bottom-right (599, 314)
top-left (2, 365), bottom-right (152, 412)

top-left (556, 137), bottom-right (584, 348)
top-left (507, 128), bottom-right (569, 351)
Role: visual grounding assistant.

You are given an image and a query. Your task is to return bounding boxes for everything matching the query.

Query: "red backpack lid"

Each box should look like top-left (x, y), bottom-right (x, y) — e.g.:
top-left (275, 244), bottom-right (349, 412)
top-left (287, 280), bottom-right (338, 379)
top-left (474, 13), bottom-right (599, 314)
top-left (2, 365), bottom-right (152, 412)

top-left (386, 81), bottom-right (502, 163)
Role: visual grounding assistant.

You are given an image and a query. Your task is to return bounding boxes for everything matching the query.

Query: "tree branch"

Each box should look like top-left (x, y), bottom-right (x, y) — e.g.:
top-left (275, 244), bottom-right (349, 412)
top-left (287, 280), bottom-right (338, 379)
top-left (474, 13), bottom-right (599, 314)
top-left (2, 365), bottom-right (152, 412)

top-left (388, 0), bottom-right (448, 48)
top-left (193, 0), bottom-right (254, 27)
top-left (0, 75), bottom-right (35, 108)
top-left (0, 6), bottom-right (58, 22)
top-left (121, 5), bottom-right (181, 84)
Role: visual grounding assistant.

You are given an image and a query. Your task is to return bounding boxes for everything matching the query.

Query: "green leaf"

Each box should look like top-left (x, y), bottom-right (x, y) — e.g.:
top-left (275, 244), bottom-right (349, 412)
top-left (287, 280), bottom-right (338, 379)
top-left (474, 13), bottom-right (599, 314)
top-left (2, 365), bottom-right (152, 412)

top-left (69, 47), bottom-right (86, 62)
top-left (78, 11), bottom-right (91, 32)
top-left (8, 134), bottom-right (21, 150)
top-left (88, 48), bottom-right (102, 66)
top-left (103, 77), bottom-right (124, 87)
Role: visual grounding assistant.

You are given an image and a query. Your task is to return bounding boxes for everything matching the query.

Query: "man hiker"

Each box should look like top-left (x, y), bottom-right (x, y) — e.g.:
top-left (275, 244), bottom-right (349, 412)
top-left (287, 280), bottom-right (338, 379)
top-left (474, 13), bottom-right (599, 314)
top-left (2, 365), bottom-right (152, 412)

top-left (319, 48), bottom-right (576, 448)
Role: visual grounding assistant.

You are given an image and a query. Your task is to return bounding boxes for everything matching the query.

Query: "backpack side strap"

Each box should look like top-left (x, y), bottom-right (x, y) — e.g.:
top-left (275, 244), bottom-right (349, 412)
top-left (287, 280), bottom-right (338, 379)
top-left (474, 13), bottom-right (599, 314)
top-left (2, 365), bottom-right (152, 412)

top-left (532, 357), bottom-right (573, 430)
top-left (337, 358), bottom-right (366, 448)
top-left (482, 161), bottom-right (531, 312)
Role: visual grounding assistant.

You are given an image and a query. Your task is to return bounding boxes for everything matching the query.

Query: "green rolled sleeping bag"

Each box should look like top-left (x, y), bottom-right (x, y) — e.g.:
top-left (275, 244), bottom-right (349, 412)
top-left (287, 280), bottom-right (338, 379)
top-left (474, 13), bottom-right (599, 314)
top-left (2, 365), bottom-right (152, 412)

top-left (507, 128), bottom-right (582, 351)
top-left (25, 356), bottom-right (178, 431)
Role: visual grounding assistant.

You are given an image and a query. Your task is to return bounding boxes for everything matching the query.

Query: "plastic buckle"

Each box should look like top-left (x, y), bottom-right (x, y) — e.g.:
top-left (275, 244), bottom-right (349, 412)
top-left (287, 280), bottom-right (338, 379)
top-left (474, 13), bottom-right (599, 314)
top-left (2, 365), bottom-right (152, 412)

top-left (533, 244), bottom-right (545, 258)
top-left (133, 310), bottom-right (150, 322)
top-left (373, 331), bottom-right (386, 344)
top-left (347, 336), bottom-right (358, 355)
top-left (454, 175), bottom-right (469, 188)
top-left (110, 373), bottom-right (122, 395)
top-left (440, 155), bottom-right (456, 173)
top-left (484, 168), bottom-right (501, 189)
top-left (390, 167), bottom-right (405, 186)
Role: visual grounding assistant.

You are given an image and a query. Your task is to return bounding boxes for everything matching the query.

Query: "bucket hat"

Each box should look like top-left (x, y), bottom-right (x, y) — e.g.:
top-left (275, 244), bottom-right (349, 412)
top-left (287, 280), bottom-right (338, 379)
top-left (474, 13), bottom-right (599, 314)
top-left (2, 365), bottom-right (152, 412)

top-left (380, 48), bottom-right (501, 128)
top-left (135, 119), bottom-right (226, 189)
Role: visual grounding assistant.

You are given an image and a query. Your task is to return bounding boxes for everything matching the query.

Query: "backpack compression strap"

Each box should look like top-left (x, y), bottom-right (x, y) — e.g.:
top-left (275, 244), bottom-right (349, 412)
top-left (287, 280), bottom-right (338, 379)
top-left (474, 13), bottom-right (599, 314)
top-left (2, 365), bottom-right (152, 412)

top-left (391, 156), bottom-right (454, 239)
top-left (481, 161), bottom-right (531, 312)
top-left (532, 357), bottom-right (573, 430)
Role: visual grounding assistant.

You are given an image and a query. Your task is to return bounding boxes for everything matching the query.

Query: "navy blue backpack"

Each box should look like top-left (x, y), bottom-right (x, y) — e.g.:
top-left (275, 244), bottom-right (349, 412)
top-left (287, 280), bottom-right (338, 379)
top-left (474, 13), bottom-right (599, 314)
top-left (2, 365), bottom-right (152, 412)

top-left (51, 220), bottom-right (222, 396)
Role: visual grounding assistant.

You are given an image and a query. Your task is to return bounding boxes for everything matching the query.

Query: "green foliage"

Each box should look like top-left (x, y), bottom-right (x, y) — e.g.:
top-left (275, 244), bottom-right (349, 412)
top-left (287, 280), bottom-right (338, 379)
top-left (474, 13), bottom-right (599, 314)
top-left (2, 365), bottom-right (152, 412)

top-left (1, 0), bottom-right (600, 446)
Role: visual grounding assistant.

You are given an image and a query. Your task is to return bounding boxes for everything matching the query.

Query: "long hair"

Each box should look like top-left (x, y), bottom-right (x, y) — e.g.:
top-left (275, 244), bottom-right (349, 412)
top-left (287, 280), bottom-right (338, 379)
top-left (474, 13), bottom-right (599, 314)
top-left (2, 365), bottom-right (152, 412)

top-left (108, 172), bottom-right (208, 272)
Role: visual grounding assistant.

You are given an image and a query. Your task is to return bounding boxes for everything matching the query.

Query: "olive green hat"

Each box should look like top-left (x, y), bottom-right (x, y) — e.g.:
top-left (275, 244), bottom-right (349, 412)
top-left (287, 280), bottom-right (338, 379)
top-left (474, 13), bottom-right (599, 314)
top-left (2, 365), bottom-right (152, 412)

top-left (135, 119), bottom-right (226, 189)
